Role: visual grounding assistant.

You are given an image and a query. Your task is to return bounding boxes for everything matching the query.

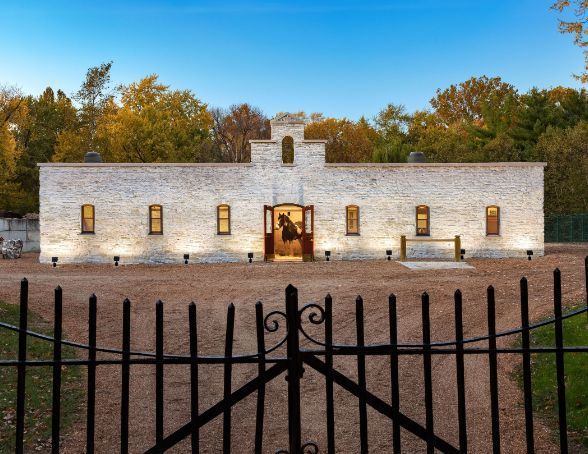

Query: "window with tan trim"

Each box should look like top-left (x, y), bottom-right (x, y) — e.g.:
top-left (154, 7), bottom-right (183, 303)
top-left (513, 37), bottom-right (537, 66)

top-left (416, 205), bottom-right (430, 236)
top-left (217, 204), bottom-right (230, 234)
top-left (346, 205), bottom-right (359, 235)
top-left (149, 205), bottom-right (163, 235)
top-left (81, 204), bottom-right (95, 233)
top-left (486, 205), bottom-right (500, 235)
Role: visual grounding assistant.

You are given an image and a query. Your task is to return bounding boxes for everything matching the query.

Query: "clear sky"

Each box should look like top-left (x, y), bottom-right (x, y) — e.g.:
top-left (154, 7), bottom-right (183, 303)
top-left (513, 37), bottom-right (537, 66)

top-left (0, 0), bottom-right (584, 119)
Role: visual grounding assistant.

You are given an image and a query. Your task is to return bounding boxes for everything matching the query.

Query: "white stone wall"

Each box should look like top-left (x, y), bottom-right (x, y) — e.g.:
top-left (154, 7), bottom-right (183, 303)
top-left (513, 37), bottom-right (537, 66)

top-left (38, 122), bottom-right (545, 264)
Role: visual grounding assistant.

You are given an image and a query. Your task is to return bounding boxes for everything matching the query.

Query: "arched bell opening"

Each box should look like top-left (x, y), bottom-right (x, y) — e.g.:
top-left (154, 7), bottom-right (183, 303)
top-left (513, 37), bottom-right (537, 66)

top-left (282, 136), bottom-right (294, 164)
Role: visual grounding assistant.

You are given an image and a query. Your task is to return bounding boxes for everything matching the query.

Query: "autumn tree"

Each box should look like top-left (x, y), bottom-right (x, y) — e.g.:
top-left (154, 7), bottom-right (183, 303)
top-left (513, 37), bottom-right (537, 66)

top-left (107, 75), bottom-right (213, 162)
top-left (0, 86), bottom-right (27, 211)
top-left (430, 76), bottom-right (518, 127)
top-left (211, 104), bottom-right (270, 162)
top-left (305, 116), bottom-right (378, 163)
top-left (552, 0), bottom-right (588, 83)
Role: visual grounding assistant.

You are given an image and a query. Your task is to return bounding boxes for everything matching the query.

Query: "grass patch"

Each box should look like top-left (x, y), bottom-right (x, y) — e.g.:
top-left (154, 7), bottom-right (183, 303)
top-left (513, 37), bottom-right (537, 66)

top-left (0, 300), bottom-right (84, 453)
top-left (515, 305), bottom-right (588, 449)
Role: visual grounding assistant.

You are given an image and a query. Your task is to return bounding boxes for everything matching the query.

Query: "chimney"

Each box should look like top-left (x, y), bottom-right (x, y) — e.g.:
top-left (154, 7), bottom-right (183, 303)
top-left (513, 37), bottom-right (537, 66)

top-left (407, 151), bottom-right (426, 163)
top-left (84, 151), bottom-right (102, 163)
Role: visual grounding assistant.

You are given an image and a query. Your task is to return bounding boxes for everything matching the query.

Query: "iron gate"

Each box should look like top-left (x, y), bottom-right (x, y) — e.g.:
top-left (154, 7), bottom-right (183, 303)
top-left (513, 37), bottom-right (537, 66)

top-left (1, 259), bottom-right (588, 453)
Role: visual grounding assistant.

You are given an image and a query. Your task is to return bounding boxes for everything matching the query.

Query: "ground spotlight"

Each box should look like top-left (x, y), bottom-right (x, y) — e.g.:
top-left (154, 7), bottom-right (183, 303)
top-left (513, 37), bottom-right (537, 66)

top-left (184, 253), bottom-right (189, 265)
top-left (526, 250), bottom-right (533, 261)
top-left (247, 252), bottom-right (253, 263)
top-left (386, 249), bottom-right (392, 261)
top-left (460, 248), bottom-right (466, 260)
top-left (114, 256), bottom-right (120, 266)
top-left (51, 257), bottom-right (58, 267)
top-left (325, 250), bottom-right (331, 261)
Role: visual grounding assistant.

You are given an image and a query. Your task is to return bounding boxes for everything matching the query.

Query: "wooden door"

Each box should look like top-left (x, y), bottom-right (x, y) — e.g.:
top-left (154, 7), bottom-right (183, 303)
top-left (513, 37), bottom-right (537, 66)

top-left (302, 205), bottom-right (314, 261)
top-left (264, 205), bottom-right (275, 261)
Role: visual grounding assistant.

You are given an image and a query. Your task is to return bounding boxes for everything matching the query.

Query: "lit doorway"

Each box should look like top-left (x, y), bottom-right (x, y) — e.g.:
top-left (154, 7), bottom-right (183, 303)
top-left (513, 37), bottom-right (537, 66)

top-left (264, 204), bottom-right (314, 262)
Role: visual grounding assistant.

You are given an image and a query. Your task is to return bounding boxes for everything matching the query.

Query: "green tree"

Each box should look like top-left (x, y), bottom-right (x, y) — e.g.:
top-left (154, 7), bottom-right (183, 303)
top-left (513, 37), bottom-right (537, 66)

top-left (534, 121), bottom-right (588, 214)
top-left (371, 103), bottom-right (413, 162)
top-left (74, 61), bottom-right (113, 150)
top-left (11, 88), bottom-right (77, 210)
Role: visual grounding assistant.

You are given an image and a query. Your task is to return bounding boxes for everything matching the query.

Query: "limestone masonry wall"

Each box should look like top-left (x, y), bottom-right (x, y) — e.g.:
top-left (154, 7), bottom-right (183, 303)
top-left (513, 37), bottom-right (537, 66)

top-left (38, 117), bottom-right (545, 264)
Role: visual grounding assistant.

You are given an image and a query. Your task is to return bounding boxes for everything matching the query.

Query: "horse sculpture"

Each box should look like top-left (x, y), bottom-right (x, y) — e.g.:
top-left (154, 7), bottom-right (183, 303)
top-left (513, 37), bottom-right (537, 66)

top-left (277, 212), bottom-right (303, 257)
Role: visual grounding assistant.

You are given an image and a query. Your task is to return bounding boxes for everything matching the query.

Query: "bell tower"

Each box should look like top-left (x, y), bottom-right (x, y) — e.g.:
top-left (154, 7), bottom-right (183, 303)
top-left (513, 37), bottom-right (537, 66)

top-left (270, 113), bottom-right (305, 142)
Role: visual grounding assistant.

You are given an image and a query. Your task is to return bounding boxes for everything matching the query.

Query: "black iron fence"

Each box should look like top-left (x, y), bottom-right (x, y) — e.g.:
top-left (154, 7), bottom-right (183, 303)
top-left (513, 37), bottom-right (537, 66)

top-left (545, 213), bottom-right (588, 242)
top-left (1, 259), bottom-right (588, 453)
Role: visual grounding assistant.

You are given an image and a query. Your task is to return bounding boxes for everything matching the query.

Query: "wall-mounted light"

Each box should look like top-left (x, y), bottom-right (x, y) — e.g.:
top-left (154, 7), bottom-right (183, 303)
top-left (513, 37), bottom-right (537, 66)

top-left (51, 257), bottom-right (58, 267)
top-left (184, 253), bottom-right (189, 265)
top-left (325, 250), bottom-right (331, 262)
top-left (386, 250), bottom-right (392, 261)
top-left (247, 252), bottom-right (253, 263)
top-left (114, 256), bottom-right (120, 266)
top-left (460, 248), bottom-right (466, 260)
top-left (526, 250), bottom-right (533, 261)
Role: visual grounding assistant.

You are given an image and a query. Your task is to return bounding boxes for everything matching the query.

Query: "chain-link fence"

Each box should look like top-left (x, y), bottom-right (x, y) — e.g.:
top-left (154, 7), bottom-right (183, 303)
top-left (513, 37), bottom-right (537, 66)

top-left (545, 214), bottom-right (588, 242)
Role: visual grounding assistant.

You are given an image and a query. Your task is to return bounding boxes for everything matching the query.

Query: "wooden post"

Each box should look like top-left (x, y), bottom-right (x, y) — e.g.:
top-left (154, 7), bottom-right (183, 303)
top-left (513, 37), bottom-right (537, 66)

top-left (454, 235), bottom-right (461, 262)
top-left (400, 235), bottom-right (407, 261)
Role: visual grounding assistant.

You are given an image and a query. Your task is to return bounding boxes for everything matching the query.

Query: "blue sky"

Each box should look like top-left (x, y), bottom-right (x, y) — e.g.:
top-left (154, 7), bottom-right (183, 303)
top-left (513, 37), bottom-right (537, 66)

top-left (0, 0), bottom-right (584, 119)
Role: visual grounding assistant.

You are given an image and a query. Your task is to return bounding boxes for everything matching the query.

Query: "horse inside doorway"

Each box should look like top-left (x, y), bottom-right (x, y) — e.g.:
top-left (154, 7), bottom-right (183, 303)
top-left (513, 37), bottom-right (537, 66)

top-left (274, 204), bottom-right (303, 261)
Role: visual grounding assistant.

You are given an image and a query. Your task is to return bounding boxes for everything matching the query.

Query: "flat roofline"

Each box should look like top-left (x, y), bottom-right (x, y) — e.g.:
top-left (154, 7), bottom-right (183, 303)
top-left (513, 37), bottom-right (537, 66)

top-left (38, 162), bottom-right (254, 168)
top-left (325, 162), bottom-right (547, 168)
top-left (249, 139), bottom-right (328, 143)
top-left (38, 161), bottom-right (546, 168)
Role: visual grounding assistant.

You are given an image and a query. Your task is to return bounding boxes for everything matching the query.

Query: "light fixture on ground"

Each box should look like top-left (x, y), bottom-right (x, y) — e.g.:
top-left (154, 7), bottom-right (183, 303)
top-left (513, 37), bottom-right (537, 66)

top-left (184, 254), bottom-right (189, 265)
top-left (247, 252), bottom-right (253, 263)
top-left (526, 250), bottom-right (533, 261)
top-left (51, 257), bottom-right (58, 267)
top-left (114, 256), bottom-right (120, 266)
top-left (325, 250), bottom-right (331, 261)
top-left (460, 248), bottom-right (466, 260)
top-left (386, 249), bottom-right (392, 261)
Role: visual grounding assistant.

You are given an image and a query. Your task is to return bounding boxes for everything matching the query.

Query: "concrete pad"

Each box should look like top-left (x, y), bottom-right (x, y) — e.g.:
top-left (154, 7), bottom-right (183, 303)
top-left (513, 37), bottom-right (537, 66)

top-left (399, 261), bottom-right (475, 270)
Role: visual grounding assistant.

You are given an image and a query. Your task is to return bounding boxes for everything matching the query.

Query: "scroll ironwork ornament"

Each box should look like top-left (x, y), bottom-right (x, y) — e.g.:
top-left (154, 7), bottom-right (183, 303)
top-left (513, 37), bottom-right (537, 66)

top-left (275, 441), bottom-right (319, 454)
top-left (298, 303), bottom-right (327, 347)
top-left (263, 310), bottom-right (289, 354)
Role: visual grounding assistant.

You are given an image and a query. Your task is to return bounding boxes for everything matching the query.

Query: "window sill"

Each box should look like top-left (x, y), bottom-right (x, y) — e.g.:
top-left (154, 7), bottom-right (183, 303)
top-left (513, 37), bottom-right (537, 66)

top-left (149, 232), bottom-right (163, 236)
top-left (217, 232), bottom-right (232, 236)
top-left (80, 232), bottom-right (95, 235)
top-left (346, 233), bottom-right (360, 236)
top-left (486, 234), bottom-right (501, 237)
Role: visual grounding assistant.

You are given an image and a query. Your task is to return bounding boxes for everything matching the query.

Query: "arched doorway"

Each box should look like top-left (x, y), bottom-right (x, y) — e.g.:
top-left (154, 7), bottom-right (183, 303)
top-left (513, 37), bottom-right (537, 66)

top-left (264, 204), bottom-right (314, 262)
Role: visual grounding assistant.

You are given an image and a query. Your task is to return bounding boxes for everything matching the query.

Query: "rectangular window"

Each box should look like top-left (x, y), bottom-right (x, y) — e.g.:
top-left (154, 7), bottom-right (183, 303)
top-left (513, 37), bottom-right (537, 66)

top-left (217, 205), bottom-right (230, 234)
top-left (346, 205), bottom-right (359, 235)
top-left (416, 205), bottom-right (430, 236)
top-left (81, 204), bottom-right (95, 233)
top-left (486, 206), bottom-right (500, 235)
top-left (149, 205), bottom-right (163, 235)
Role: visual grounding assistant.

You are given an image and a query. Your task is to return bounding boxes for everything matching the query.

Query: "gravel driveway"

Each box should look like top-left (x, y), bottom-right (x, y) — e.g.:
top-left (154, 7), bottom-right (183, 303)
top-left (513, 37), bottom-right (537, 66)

top-left (0, 244), bottom-right (586, 453)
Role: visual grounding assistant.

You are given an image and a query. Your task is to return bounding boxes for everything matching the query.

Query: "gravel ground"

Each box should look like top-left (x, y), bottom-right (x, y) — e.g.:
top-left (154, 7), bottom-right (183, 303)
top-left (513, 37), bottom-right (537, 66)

top-left (1, 244), bottom-right (587, 453)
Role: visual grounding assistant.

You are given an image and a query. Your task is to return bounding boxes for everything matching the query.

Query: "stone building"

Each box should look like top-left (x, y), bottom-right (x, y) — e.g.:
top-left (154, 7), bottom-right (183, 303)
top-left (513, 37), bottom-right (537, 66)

top-left (38, 113), bottom-right (545, 264)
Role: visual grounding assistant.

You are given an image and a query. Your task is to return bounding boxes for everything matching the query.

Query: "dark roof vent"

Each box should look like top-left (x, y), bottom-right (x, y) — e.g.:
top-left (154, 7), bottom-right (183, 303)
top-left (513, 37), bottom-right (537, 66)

top-left (84, 151), bottom-right (102, 163)
top-left (407, 151), bottom-right (426, 163)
